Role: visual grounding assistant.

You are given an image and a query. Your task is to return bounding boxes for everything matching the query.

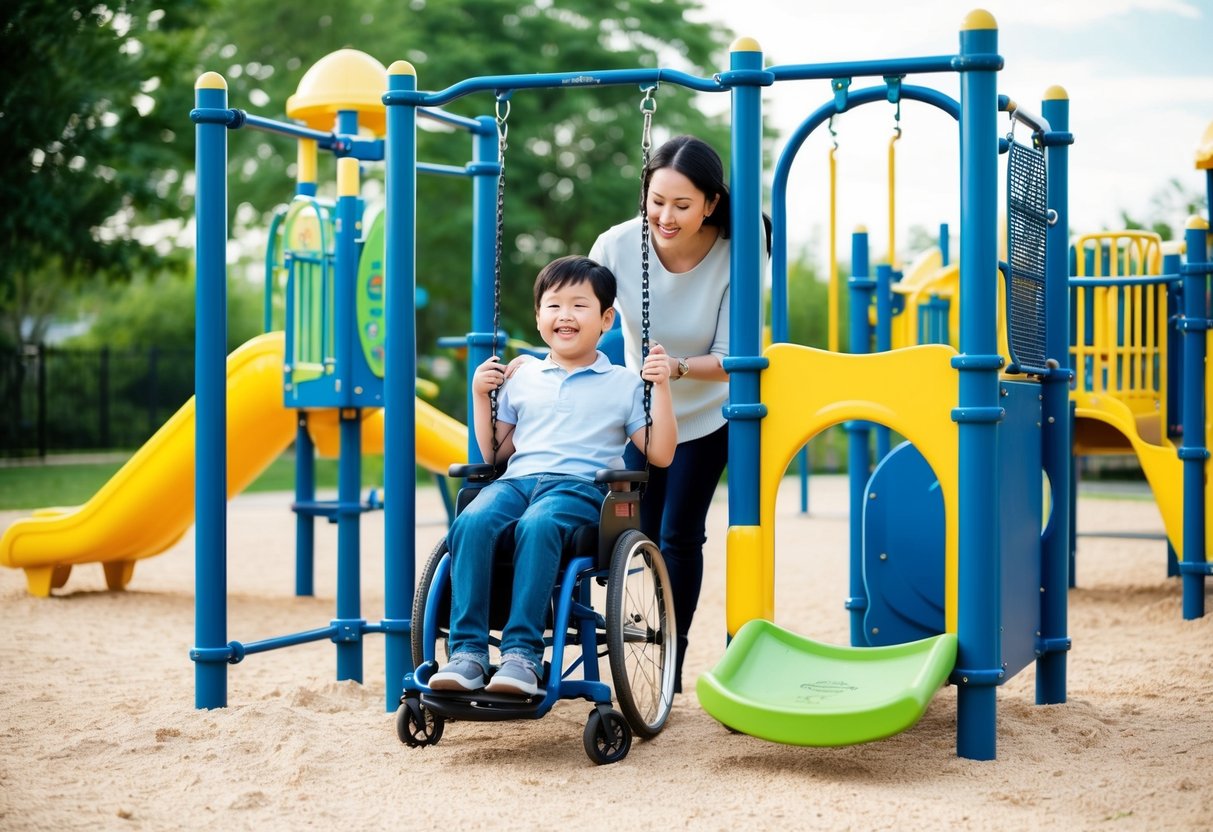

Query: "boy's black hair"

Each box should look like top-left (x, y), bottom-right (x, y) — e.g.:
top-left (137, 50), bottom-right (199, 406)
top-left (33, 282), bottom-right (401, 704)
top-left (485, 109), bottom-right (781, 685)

top-left (532, 255), bottom-right (616, 312)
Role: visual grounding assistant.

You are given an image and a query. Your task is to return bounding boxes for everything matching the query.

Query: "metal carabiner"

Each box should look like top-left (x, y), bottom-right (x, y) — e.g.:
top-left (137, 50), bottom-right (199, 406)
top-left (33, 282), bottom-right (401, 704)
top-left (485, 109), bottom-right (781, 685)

top-left (639, 85), bottom-right (658, 152)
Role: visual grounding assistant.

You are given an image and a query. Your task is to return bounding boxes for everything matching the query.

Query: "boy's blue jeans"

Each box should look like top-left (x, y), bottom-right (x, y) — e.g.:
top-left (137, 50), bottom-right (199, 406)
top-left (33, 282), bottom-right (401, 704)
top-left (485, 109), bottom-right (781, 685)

top-left (446, 474), bottom-right (604, 676)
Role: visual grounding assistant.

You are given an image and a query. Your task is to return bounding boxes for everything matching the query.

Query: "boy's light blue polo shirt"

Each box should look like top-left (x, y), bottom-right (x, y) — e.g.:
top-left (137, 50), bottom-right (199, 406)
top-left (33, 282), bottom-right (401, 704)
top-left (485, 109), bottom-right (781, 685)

top-left (496, 351), bottom-right (647, 481)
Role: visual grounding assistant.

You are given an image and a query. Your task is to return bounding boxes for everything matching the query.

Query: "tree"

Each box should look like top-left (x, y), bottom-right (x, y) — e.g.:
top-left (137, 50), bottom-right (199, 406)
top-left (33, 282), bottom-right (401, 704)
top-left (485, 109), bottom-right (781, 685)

top-left (196, 0), bottom-right (737, 418)
top-left (2, 1), bottom-right (761, 424)
top-left (0, 1), bottom-right (215, 347)
top-left (202, 0), bottom-right (734, 346)
top-left (1117, 177), bottom-right (1206, 241)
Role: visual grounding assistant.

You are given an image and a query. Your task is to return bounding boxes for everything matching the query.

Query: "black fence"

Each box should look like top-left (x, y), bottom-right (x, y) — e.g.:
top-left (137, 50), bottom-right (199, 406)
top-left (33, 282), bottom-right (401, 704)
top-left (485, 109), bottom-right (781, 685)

top-left (1, 345), bottom-right (195, 458)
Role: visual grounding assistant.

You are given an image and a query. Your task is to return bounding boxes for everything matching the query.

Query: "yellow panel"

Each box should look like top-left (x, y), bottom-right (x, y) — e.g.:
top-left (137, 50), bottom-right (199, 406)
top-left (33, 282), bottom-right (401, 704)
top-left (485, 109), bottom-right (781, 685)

top-left (753, 344), bottom-right (961, 632)
top-left (725, 525), bottom-right (767, 636)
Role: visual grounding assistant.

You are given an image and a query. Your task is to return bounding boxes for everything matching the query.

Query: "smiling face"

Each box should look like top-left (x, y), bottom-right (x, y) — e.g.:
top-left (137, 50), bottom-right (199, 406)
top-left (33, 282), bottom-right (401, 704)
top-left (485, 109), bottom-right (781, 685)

top-left (535, 279), bottom-right (615, 368)
top-left (645, 166), bottom-right (721, 254)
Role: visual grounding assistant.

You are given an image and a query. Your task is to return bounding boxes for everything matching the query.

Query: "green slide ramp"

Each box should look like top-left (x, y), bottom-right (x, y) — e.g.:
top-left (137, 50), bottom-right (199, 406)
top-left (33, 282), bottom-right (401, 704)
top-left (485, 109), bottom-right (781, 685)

top-left (697, 620), bottom-right (957, 746)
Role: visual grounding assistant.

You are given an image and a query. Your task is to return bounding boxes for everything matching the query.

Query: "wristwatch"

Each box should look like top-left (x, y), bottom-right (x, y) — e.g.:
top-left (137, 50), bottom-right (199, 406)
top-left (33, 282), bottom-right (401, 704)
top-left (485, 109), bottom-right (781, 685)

top-left (676, 357), bottom-right (690, 379)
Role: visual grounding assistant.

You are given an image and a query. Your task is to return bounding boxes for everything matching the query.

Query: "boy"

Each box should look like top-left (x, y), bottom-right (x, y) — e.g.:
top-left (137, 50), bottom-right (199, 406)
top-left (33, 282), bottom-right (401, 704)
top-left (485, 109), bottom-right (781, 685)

top-left (430, 255), bottom-right (677, 696)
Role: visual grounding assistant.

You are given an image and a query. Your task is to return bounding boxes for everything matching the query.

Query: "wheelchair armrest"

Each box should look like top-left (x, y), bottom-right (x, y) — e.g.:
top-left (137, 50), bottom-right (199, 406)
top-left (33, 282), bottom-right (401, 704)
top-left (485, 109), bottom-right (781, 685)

top-left (449, 462), bottom-right (504, 482)
top-left (595, 469), bottom-right (648, 488)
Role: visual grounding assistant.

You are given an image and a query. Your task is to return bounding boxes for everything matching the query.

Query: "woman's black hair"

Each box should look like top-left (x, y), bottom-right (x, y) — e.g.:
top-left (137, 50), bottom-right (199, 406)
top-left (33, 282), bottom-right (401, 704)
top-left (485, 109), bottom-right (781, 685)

top-left (641, 135), bottom-right (731, 238)
top-left (640, 134), bottom-right (772, 254)
top-left (532, 255), bottom-right (616, 313)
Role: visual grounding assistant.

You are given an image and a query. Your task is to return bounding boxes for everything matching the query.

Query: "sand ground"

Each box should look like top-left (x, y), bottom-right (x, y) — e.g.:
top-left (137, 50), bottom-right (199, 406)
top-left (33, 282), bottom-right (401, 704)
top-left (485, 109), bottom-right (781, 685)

top-left (0, 475), bottom-right (1210, 831)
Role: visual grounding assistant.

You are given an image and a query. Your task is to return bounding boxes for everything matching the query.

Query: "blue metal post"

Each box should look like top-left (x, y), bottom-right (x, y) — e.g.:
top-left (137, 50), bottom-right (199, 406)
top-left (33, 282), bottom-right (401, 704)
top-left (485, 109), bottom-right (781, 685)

top-left (1037, 88), bottom-right (1073, 705)
top-left (191, 73), bottom-right (231, 709)
top-left (846, 229), bottom-right (874, 646)
top-left (382, 62), bottom-right (420, 710)
top-left (294, 414), bottom-right (316, 596)
top-left (939, 222), bottom-right (950, 267)
top-left (333, 137), bottom-right (365, 681)
top-left (722, 40), bottom-right (767, 534)
top-left (468, 116), bottom-right (498, 465)
top-left (335, 407), bottom-right (364, 680)
top-left (953, 11), bottom-right (1003, 761)
top-left (1179, 219), bottom-right (1210, 619)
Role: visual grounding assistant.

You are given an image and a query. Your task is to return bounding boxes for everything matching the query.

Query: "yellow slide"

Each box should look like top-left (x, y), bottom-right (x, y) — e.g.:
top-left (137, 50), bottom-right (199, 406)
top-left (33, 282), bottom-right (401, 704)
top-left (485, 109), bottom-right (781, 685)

top-left (0, 332), bottom-right (467, 597)
top-left (1074, 393), bottom-right (1197, 557)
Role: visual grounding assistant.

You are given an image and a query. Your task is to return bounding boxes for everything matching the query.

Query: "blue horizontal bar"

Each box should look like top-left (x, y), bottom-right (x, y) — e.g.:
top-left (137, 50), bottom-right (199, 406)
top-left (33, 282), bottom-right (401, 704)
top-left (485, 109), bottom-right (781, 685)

top-left (240, 626), bottom-right (338, 655)
top-left (1068, 274), bottom-right (1180, 288)
top-left (768, 54), bottom-right (965, 83)
top-left (241, 112), bottom-right (334, 143)
top-left (418, 162), bottom-right (474, 178)
top-left (998, 95), bottom-right (1051, 134)
top-left (418, 107), bottom-right (490, 133)
top-left (386, 67), bottom-right (724, 108)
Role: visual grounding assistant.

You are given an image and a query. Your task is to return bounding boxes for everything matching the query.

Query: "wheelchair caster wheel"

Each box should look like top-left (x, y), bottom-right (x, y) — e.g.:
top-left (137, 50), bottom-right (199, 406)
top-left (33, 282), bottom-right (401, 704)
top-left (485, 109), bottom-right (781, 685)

top-left (396, 695), bottom-right (444, 747)
top-left (583, 707), bottom-right (631, 765)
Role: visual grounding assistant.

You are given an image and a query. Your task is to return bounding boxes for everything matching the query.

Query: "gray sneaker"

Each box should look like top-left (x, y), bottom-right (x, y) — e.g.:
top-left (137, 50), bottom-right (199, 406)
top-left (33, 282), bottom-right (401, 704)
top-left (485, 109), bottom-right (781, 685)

top-left (429, 656), bottom-right (487, 691)
top-left (485, 657), bottom-right (540, 696)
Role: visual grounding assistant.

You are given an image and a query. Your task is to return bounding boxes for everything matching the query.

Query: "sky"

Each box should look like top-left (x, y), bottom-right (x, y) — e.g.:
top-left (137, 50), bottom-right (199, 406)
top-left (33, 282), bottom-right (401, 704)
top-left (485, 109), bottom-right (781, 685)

top-left (685, 0), bottom-right (1212, 272)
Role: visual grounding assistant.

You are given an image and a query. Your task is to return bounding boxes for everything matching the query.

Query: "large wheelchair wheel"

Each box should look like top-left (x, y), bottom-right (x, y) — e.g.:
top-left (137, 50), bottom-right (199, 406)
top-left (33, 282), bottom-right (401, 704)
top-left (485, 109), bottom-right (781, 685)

top-left (605, 528), bottom-right (677, 739)
top-left (411, 538), bottom-right (451, 669)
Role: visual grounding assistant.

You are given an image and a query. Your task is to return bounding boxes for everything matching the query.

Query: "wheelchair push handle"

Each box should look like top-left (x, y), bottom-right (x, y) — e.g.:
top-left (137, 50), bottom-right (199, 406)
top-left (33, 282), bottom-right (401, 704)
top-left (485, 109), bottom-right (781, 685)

top-left (595, 469), bottom-right (648, 492)
top-left (448, 462), bottom-right (506, 482)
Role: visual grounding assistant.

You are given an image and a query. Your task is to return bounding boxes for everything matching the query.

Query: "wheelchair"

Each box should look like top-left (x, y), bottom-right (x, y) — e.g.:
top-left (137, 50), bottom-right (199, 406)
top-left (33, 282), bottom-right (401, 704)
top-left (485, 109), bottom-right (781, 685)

top-left (396, 463), bottom-right (678, 765)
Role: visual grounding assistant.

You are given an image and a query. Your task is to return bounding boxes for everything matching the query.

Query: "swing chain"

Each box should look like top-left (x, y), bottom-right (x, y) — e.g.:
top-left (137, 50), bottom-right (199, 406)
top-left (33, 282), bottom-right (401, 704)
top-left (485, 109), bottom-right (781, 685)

top-left (884, 75), bottom-right (903, 139)
top-left (828, 114), bottom-right (838, 151)
top-left (637, 85), bottom-right (658, 467)
top-left (489, 93), bottom-right (510, 461)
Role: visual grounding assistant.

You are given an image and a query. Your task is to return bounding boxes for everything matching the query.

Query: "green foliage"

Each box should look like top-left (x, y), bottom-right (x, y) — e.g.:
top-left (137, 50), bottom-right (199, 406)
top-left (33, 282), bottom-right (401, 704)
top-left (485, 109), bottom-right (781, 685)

top-left (1, 1), bottom-right (216, 341)
top-left (1116, 177), bottom-right (1206, 241)
top-left (69, 272), bottom-right (262, 353)
top-left (783, 249), bottom-right (829, 349)
top-left (204, 0), bottom-right (736, 358)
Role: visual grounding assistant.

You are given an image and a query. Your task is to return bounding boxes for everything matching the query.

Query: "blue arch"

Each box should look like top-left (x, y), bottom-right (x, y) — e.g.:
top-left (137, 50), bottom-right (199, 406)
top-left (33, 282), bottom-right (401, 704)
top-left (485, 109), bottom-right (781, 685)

top-left (770, 85), bottom-right (961, 342)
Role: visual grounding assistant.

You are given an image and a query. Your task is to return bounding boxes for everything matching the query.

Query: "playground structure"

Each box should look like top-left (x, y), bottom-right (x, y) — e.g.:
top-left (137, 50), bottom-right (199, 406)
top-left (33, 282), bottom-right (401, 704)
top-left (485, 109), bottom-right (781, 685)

top-left (182, 8), bottom-right (1096, 761)
top-left (0, 328), bottom-right (464, 597)
top-left (259, 8), bottom-right (1088, 761)
top-left (844, 139), bottom-right (1213, 620)
top-left (0, 52), bottom-right (468, 601)
top-left (20, 5), bottom-right (1181, 764)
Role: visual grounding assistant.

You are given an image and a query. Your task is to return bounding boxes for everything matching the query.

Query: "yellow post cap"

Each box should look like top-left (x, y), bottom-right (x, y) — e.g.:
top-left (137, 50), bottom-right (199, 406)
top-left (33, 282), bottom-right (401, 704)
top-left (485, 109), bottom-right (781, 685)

top-left (1043, 85), bottom-right (1069, 101)
top-left (962, 9), bottom-right (997, 30)
top-left (196, 72), bottom-right (227, 91)
top-left (1186, 215), bottom-right (1209, 231)
top-left (730, 36), bottom-right (762, 53)
top-left (337, 157), bottom-right (360, 197)
top-left (854, 224), bottom-right (869, 234)
top-left (1196, 121), bottom-right (1213, 170)
top-left (286, 49), bottom-right (388, 137)
top-left (388, 60), bottom-right (417, 77)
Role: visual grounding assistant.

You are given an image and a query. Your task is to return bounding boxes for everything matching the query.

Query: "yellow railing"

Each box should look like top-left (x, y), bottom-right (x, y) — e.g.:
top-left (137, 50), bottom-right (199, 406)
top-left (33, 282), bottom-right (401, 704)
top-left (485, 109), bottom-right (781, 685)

top-left (1069, 232), bottom-right (1169, 437)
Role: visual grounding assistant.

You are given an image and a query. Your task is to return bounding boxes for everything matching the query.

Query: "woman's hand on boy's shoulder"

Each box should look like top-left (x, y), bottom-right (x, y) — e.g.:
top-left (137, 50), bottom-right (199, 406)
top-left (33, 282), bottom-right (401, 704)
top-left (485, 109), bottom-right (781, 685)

top-left (504, 353), bottom-right (537, 379)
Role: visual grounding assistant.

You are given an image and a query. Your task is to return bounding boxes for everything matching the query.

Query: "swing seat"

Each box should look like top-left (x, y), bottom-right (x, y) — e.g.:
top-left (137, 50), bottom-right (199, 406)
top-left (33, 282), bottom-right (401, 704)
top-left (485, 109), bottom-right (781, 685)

top-left (696, 619), bottom-right (957, 747)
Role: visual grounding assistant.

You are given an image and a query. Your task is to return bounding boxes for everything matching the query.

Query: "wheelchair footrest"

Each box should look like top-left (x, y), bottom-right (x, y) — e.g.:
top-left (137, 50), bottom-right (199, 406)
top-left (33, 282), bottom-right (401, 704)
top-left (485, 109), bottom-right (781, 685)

top-left (420, 689), bottom-right (549, 722)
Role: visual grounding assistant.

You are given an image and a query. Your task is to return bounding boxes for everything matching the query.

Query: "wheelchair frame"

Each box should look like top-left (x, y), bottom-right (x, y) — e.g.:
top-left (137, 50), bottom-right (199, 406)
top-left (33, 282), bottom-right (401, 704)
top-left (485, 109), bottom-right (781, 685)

top-left (396, 465), bottom-right (677, 765)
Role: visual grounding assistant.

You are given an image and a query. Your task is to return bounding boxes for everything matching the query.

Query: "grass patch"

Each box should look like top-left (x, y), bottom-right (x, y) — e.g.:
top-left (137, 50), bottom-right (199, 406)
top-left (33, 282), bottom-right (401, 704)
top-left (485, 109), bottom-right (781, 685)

top-left (0, 452), bottom-right (444, 511)
top-left (0, 461), bottom-right (127, 510)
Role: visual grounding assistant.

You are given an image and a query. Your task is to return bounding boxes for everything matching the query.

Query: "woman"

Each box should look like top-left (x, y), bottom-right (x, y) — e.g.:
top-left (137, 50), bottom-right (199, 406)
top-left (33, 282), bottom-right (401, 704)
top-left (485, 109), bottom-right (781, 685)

top-left (589, 134), bottom-right (765, 693)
